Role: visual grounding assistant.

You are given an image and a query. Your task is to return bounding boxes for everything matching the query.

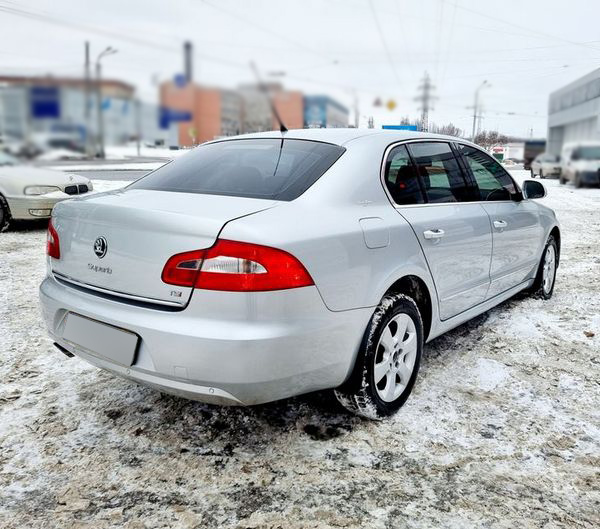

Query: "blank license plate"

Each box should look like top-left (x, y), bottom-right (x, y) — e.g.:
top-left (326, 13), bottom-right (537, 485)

top-left (62, 313), bottom-right (139, 367)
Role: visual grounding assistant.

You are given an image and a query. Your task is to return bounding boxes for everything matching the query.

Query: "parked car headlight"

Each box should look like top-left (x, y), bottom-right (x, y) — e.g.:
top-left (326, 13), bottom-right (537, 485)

top-left (24, 185), bottom-right (61, 195)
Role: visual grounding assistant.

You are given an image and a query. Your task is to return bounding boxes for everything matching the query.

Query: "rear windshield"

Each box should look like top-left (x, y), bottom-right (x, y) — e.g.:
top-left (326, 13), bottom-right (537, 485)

top-left (129, 138), bottom-right (345, 201)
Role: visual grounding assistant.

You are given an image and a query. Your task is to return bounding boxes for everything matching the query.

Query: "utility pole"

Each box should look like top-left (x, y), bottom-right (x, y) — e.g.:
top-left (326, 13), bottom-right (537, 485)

top-left (184, 41), bottom-right (193, 83)
top-left (84, 41), bottom-right (91, 156)
top-left (353, 90), bottom-right (359, 128)
top-left (135, 98), bottom-right (141, 157)
top-left (95, 46), bottom-right (117, 159)
top-left (415, 72), bottom-right (436, 132)
top-left (471, 80), bottom-right (490, 141)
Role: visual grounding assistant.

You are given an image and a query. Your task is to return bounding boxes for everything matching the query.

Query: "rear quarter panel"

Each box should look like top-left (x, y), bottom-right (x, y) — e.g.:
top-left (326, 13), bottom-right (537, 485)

top-left (219, 135), bottom-right (439, 317)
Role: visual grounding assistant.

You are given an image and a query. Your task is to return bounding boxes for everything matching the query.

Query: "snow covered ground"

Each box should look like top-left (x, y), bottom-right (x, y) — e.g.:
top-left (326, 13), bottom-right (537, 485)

top-left (0, 171), bottom-right (598, 528)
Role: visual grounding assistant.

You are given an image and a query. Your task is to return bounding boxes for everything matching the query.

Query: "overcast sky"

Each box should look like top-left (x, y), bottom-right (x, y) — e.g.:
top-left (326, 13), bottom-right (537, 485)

top-left (0, 0), bottom-right (599, 137)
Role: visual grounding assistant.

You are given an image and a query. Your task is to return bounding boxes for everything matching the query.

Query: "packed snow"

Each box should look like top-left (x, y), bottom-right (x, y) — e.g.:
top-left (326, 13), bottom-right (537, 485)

top-left (0, 171), bottom-right (598, 528)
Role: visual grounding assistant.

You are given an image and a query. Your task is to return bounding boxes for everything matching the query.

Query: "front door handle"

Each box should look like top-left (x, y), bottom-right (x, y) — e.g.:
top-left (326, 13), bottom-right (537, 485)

top-left (493, 220), bottom-right (507, 229)
top-left (423, 229), bottom-right (445, 239)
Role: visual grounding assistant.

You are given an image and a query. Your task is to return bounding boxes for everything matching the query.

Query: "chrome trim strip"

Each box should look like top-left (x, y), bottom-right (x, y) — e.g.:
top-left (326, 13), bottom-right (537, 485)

top-left (52, 272), bottom-right (184, 307)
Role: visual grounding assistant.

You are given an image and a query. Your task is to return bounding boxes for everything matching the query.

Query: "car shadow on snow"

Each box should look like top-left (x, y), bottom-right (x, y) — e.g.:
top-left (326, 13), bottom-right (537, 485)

top-left (4, 218), bottom-right (49, 232)
top-left (72, 292), bottom-right (536, 450)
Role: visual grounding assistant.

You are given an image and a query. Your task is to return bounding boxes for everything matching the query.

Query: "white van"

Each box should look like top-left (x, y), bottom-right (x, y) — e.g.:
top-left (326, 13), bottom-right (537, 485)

top-left (560, 142), bottom-right (600, 187)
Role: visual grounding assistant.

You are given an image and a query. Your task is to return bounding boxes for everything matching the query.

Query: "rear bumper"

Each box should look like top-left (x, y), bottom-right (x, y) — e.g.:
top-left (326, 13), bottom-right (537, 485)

top-left (39, 275), bottom-right (372, 405)
top-left (543, 166), bottom-right (561, 176)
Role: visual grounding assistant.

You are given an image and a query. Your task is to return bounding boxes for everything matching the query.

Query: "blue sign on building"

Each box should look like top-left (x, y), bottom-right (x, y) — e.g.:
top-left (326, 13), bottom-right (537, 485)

top-left (159, 107), bottom-right (192, 129)
top-left (382, 125), bottom-right (418, 131)
top-left (30, 86), bottom-right (60, 119)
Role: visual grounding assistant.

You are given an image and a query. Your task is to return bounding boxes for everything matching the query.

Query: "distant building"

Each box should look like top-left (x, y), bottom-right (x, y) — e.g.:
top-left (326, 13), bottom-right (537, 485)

top-left (0, 75), bottom-right (173, 148)
top-left (160, 81), bottom-right (348, 146)
top-left (304, 95), bottom-right (349, 129)
top-left (238, 83), bottom-right (304, 133)
top-left (160, 81), bottom-right (242, 146)
top-left (548, 68), bottom-right (600, 155)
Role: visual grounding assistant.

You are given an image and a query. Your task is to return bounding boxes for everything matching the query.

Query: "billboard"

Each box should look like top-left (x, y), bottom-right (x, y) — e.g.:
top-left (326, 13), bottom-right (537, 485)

top-left (30, 86), bottom-right (60, 119)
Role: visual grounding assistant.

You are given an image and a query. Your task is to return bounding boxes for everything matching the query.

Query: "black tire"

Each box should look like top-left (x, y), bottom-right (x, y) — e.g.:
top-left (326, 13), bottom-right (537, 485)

top-left (334, 293), bottom-right (423, 420)
top-left (539, 169), bottom-right (545, 179)
top-left (574, 172), bottom-right (583, 189)
top-left (559, 174), bottom-right (566, 185)
top-left (530, 168), bottom-right (535, 178)
top-left (0, 194), bottom-right (11, 233)
top-left (530, 235), bottom-right (558, 300)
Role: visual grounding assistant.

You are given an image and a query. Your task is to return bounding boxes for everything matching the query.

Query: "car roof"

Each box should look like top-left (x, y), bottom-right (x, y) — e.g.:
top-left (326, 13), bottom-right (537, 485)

top-left (207, 128), bottom-right (477, 148)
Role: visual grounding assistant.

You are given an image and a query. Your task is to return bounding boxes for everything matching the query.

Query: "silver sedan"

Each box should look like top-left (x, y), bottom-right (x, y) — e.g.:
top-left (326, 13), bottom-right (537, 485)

top-left (0, 151), bottom-right (92, 231)
top-left (39, 129), bottom-right (560, 419)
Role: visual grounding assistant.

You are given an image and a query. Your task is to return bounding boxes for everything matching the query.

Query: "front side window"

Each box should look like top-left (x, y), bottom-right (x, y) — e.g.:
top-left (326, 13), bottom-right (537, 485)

top-left (458, 144), bottom-right (517, 201)
top-left (407, 142), bottom-right (473, 203)
top-left (384, 144), bottom-right (424, 205)
top-left (129, 139), bottom-right (345, 201)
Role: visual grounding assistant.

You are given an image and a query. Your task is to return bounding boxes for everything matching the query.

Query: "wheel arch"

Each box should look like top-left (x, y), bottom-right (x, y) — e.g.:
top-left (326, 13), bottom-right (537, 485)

top-left (383, 274), bottom-right (433, 341)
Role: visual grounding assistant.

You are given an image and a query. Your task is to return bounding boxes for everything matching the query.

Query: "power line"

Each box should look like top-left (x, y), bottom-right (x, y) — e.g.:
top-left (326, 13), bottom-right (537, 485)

top-left (368, 0), bottom-right (403, 90)
top-left (449, 1), bottom-right (600, 53)
top-left (200, 0), bottom-right (335, 62)
top-left (0, 2), bottom-right (249, 71)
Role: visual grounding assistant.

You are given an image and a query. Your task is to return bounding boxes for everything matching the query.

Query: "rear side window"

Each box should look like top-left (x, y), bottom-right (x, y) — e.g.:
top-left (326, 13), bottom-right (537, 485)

top-left (458, 144), bottom-right (517, 201)
top-left (407, 142), bottom-right (473, 203)
top-left (384, 144), bottom-right (425, 205)
top-left (129, 139), bottom-right (345, 201)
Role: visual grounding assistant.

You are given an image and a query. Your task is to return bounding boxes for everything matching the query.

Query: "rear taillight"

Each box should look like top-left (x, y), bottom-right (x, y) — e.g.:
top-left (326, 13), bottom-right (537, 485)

top-left (162, 239), bottom-right (314, 292)
top-left (46, 218), bottom-right (60, 259)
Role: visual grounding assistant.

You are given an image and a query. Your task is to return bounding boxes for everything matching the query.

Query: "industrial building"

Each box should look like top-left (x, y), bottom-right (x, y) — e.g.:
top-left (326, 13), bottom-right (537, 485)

top-left (304, 95), bottom-right (349, 129)
top-left (547, 67), bottom-right (600, 155)
top-left (0, 75), bottom-right (176, 151)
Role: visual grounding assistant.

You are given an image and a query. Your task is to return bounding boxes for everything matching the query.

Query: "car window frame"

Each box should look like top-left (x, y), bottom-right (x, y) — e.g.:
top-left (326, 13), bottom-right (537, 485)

top-left (453, 141), bottom-right (523, 203)
top-left (380, 139), bottom-right (482, 208)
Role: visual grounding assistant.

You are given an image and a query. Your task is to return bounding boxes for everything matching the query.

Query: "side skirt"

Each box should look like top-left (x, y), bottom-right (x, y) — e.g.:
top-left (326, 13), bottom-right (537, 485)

top-left (426, 279), bottom-right (534, 342)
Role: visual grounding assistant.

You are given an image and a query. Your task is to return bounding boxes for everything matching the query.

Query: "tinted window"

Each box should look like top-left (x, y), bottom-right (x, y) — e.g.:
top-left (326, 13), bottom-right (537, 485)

top-left (458, 144), bottom-right (517, 201)
top-left (384, 144), bottom-right (424, 205)
top-left (574, 146), bottom-right (600, 161)
top-left (407, 142), bottom-right (472, 203)
top-left (129, 139), bottom-right (345, 201)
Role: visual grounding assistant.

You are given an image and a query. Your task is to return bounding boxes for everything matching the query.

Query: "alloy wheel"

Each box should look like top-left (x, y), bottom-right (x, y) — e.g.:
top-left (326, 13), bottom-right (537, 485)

top-left (373, 313), bottom-right (418, 402)
top-left (542, 245), bottom-right (556, 294)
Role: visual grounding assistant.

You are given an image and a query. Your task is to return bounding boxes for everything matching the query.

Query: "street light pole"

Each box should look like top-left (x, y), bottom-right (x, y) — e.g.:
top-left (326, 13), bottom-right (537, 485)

top-left (95, 46), bottom-right (117, 158)
top-left (471, 80), bottom-right (489, 141)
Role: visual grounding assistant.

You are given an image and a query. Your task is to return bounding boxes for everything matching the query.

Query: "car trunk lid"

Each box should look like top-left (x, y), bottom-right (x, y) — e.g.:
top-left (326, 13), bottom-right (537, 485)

top-left (50, 188), bottom-right (276, 307)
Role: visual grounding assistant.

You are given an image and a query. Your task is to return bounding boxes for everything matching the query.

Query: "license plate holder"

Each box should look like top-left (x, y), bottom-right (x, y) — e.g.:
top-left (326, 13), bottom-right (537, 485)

top-left (62, 313), bottom-right (139, 367)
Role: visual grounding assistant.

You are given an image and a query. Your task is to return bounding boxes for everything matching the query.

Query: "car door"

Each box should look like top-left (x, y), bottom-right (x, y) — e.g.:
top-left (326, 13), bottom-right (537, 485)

top-left (384, 141), bottom-right (493, 320)
top-left (457, 143), bottom-right (544, 299)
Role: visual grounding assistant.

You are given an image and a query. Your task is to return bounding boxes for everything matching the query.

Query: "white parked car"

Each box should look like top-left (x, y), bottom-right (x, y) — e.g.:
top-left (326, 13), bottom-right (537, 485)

top-left (39, 130), bottom-right (560, 419)
top-left (0, 151), bottom-right (92, 231)
top-left (560, 142), bottom-right (600, 187)
top-left (530, 153), bottom-right (561, 179)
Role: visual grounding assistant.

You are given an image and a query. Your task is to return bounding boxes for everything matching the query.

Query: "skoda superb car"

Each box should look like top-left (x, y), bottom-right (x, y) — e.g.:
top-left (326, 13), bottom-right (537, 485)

top-left (0, 151), bottom-right (92, 231)
top-left (39, 130), bottom-right (560, 419)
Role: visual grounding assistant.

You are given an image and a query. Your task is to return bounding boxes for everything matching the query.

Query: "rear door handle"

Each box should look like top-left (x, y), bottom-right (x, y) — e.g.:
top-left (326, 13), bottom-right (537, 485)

top-left (493, 220), bottom-right (507, 229)
top-left (423, 229), bottom-right (445, 239)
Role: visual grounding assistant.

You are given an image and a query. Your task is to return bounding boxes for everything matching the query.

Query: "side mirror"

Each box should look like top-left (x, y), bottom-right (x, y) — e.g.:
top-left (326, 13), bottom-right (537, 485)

top-left (522, 179), bottom-right (546, 200)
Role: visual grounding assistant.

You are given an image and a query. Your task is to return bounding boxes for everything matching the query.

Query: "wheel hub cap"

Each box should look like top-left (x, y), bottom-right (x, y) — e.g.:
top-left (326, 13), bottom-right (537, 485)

top-left (373, 313), bottom-right (417, 402)
top-left (542, 245), bottom-right (556, 294)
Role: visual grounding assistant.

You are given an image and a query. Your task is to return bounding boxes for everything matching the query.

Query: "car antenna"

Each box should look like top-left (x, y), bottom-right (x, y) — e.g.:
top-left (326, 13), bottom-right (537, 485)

top-left (250, 61), bottom-right (288, 133)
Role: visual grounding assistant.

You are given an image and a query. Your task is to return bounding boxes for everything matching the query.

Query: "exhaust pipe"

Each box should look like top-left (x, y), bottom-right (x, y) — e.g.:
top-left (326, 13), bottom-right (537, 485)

top-left (54, 342), bottom-right (74, 358)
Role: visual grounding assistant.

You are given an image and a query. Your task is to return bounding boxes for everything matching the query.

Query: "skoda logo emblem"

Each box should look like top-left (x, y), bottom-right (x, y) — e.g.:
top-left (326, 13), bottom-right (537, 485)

top-left (94, 236), bottom-right (108, 259)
